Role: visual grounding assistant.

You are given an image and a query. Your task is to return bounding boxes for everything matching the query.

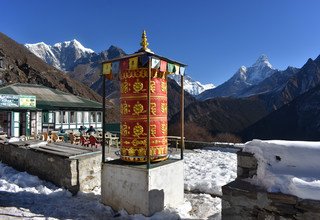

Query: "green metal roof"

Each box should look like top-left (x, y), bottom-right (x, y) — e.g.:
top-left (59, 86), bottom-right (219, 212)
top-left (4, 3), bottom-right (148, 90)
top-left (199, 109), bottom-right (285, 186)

top-left (0, 83), bottom-right (102, 111)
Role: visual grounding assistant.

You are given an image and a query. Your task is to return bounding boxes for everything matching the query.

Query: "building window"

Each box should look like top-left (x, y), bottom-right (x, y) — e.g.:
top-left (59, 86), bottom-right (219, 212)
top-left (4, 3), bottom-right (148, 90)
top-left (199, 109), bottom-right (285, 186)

top-left (63, 111), bottom-right (69, 123)
top-left (77, 112), bottom-right (82, 123)
top-left (90, 112), bottom-right (96, 123)
top-left (43, 112), bottom-right (49, 123)
top-left (83, 112), bottom-right (89, 123)
top-left (70, 111), bottom-right (75, 123)
top-left (13, 112), bottom-right (20, 137)
top-left (48, 112), bottom-right (54, 123)
top-left (97, 112), bottom-right (102, 123)
top-left (55, 111), bottom-right (61, 124)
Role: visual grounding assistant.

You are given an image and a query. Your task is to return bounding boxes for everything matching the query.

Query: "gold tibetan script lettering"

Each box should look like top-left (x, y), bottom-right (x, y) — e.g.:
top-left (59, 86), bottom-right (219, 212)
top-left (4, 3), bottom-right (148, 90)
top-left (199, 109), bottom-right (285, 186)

top-left (133, 101), bottom-right (146, 116)
top-left (120, 69), bottom-right (148, 80)
top-left (120, 102), bottom-right (131, 115)
top-left (161, 103), bottom-right (167, 114)
top-left (161, 81), bottom-right (167, 92)
top-left (150, 103), bottom-right (156, 115)
top-left (128, 148), bottom-right (135, 156)
top-left (161, 123), bottom-right (167, 135)
top-left (138, 148), bottom-right (145, 156)
top-left (133, 123), bottom-right (145, 137)
top-left (133, 79), bottom-right (145, 93)
top-left (132, 139), bottom-right (147, 147)
top-left (150, 124), bottom-right (156, 137)
top-left (150, 81), bottom-right (156, 93)
top-left (121, 81), bottom-right (130, 93)
top-left (121, 123), bottom-right (131, 136)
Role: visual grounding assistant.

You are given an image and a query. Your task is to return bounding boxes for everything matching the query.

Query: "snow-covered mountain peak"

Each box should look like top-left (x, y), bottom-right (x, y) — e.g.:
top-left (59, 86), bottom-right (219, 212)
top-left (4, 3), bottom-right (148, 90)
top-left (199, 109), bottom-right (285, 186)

top-left (240, 66), bottom-right (247, 72)
top-left (169, 74), bottom-right (215, 96)
top-left (53, 39), bottom-right (94, 53)
top-left (238, 66), bottom-right (248, 81)
top-left (233, 54), bottom-right (275, 85)
top-left (198, 54), bottom-right (277, 100)
top-left (25, 39), bottom-right (95, 71)
top-left (252, 54), bottom-right (273, 69)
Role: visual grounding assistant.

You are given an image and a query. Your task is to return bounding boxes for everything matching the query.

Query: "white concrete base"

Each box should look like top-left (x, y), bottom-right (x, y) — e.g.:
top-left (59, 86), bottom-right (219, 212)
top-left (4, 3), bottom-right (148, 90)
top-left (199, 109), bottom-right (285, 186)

top-left (101, 159), bottom-right (184, 216)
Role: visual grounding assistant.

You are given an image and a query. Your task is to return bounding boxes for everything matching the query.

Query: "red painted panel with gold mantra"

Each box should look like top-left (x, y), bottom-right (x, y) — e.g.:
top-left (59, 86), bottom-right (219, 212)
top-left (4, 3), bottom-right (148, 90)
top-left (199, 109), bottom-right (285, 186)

top-left (120, 68), bottom-right (168, 162)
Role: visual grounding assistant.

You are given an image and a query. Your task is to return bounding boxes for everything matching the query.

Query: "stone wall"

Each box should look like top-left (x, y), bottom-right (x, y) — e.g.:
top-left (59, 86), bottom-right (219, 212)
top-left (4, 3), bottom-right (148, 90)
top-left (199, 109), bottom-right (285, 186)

top-left (222, 149), bottom-right (320, 219)
top-left (0, 142), bottom-right (101, 194)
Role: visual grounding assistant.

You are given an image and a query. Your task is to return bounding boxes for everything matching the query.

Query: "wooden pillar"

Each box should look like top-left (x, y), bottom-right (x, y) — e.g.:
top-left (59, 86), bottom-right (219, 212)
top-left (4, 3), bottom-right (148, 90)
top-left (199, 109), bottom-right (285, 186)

top-left (180, 74), bottom-right (184, 160)
top-left (102, 75), bottom-right (106, 163)
top-left (147, 58), bottom-right (151, 168)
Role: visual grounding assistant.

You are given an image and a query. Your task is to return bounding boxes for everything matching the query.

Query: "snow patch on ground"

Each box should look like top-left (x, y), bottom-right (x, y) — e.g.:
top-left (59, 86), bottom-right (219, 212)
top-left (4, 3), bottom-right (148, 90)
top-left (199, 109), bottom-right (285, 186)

top-left (243, 139), bottom-right (320, 200)
top-left (0, 148), bottom-right (238, 219)
top-left (172, 149), bottom-right (237, 196)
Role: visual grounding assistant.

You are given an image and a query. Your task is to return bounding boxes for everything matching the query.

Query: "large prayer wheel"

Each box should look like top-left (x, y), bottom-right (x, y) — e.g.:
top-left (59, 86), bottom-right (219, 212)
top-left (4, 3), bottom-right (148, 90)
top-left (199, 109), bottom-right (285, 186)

top-left (120, 68), bottom-right (168, 162)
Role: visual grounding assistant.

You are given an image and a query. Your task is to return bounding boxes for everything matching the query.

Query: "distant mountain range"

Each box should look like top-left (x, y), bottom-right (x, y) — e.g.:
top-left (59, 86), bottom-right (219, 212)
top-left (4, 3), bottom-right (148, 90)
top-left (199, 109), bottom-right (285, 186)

top-left (168, 74), bottom-right (215, 96)
top-left (198, 55), bottom-right (277, 100)
top-left (0, 32), bottom-right (101, 102)
top-left (170, 54), bottom-right (320, 141)
top-left (242, 83), bottom-right (320, 141)
top-left (25, 40), bottom-right (94, 71)
top-left (25, 40), bottom-right (212, 96)
top-left (3, 32), bottom-right (319, 141)
top-left (24, 38), bottom-right (198, 121)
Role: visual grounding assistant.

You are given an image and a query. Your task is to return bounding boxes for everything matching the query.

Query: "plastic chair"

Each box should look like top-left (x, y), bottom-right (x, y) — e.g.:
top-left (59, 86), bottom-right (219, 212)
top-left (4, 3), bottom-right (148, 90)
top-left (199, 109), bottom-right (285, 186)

top-left (51, 133), bottom-right (64, 142)
top-left (89, 135), bottom-right (101, 148)
top-left (42, 132), bottom-right (52, 143)
top-left (69, 133), bottom-right (80, 145)
top-left (80, 136), bottom-right (90, 147)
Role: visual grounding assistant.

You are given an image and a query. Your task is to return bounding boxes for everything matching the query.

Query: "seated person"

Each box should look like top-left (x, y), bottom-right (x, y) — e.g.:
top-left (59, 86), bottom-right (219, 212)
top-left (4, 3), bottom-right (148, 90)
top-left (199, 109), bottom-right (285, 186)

top-left (78, 126), bottom-right (86, 134)
top-left (58, 127), bottom-right (65, 134)
top-left (58, 127), bottom-right (68, 142)
top-left (86, 126), bottom-right (96, 135)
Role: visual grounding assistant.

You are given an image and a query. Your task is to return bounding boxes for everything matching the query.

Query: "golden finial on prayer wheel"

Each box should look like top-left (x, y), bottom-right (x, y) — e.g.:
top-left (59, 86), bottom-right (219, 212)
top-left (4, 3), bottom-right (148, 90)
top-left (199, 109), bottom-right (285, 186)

top-left (139, 30), bottom-right (153, 53)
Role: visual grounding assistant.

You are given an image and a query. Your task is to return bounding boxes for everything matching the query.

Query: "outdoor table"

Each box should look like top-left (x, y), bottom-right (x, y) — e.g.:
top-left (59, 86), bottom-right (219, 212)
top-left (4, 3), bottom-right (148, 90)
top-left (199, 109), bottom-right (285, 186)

top-left (167, 136), bottom-right (185, 151)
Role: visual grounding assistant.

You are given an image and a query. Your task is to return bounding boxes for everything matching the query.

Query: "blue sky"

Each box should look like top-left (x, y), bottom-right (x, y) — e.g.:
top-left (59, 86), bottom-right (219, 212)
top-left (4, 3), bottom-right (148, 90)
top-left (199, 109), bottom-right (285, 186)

top-left (2, 0), bottom-right (320, 85)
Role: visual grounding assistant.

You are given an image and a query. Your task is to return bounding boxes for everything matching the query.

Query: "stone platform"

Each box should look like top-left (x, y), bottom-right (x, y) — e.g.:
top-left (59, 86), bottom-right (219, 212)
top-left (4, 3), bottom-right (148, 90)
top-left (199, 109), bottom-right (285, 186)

top-left (101, 158), bottom-right (184, 216)
top-left (222, 150), bottom-right (320, 219)
top-left (0, 141), bottom-right (101, 194)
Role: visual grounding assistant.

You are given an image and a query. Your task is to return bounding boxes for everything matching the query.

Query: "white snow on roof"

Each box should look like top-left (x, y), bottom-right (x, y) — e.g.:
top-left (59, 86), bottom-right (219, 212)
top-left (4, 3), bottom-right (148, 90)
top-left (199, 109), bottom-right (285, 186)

top-left (243, 139), bottom-right (320, 200)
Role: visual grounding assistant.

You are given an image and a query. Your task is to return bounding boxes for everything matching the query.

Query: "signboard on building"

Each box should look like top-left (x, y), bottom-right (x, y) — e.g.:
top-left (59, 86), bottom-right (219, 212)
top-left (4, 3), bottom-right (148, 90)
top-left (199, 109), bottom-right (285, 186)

top-left (0, 95), bottom-right (36, 108)
top-left (0, 95), bottom-right (19, 107)
top-left (19, 95), bottom-right (36, 108)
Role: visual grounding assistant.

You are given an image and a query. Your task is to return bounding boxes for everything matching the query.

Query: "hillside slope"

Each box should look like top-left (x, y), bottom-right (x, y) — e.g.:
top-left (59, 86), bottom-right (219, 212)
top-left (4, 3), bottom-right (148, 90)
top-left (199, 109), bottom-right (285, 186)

top-left (0, 32), bottom-right (101, 102)
top-left (242, 84), bottom-right (320, 141)
top-left (169, 97), bottom-right (268, 141)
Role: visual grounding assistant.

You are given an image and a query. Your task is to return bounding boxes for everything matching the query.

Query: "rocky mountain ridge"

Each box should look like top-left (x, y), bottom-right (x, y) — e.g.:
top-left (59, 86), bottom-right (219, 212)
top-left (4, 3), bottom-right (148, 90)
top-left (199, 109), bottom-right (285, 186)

top-left (25, 40), bottom-right (94, 71)
top-left (198, 54), bottom-right (277, 100)
top-left (25, 40), bottom-right (212, 96)
top-left (242, 83), bottom-right (320, 141)
top-left (0, 32), bottom-right (101, 102)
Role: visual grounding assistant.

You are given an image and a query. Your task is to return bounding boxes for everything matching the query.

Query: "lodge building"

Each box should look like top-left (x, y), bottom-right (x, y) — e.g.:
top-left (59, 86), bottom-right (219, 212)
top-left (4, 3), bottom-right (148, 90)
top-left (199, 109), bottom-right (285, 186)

top-left (0, 83), bottom-right (102, 137)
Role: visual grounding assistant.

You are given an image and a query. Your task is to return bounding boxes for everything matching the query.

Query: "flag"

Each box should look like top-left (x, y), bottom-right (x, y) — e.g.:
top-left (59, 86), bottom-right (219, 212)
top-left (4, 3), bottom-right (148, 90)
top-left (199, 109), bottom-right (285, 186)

top-left (151, 57), bottom-right (160, 69)
top-left (180, 66), bottom-right (185, 75)
top-left (167, 63), bottom-right (174, 73)
top-left (102, 63), bottom-right (111, 75)
top-left (140, 54), bottom-right (149, 67)
top-left (129, 57), bottom-right (138, 70)
top-left (120, 59), bottom-right (129, 72)
top-left (112, 61), bottom-right (120, 74)
top-left (160, 60), bottom-right (167, 72)
top-left (174, 64), bottom-right (180, 75)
